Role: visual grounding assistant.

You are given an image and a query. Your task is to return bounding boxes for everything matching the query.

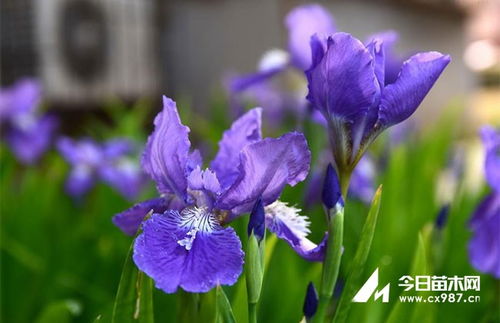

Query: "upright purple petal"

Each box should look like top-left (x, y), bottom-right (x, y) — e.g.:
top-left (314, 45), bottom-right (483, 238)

top-left (113, 197), bottom-right (173, 236)
top-left (141, 96), bottom-right (191, 199)
top-left (133, 208), bottom-right (244, 293)
top-left (186, 149), bottom-right (203, 175)
top-left (285, 4), bottom-right (336, 71)
top-left (306, 33), bottom-right (380, 124)
top-left (480, 126), bottom-right (500, 192)
top-left (366, 30), bottom-right (401, 85)
top-left (265, 201), bottom-right (327, 261)
top-left (217, 132), bottom-right (311, 215)
top-left (366, 39), bottom-right (385, 89)
top-left (211, 108), bottom-right (262, 188)
top-left (378, 52), bottom-right (450, 128)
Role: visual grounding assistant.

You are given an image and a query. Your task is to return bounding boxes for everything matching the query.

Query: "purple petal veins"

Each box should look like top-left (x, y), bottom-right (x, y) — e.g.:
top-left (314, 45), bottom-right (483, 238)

top-left (133, 209), bottom-right (244, 293)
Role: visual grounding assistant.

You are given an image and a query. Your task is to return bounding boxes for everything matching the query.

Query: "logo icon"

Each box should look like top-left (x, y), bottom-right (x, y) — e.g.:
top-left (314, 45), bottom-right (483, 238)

top-left (353, 268), bottom-right (390, 303)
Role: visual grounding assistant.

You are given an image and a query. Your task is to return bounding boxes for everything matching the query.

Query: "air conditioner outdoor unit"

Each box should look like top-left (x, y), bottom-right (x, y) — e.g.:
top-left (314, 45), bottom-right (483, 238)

top-left (35, 0), bottom-right (161, 105)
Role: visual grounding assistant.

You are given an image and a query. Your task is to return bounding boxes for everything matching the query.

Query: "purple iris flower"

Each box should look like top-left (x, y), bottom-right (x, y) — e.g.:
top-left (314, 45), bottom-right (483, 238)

top-left (1, 78), bottom-right (58, 164)
top-left (306, 32), bottom-right (450, 176)
top-left (226, 4), bottom-right (335, 121)
top-left (57, 137), bottom-right (145, 200)
top-left (468, 126), bottom-right (500, 278)
top-left (114, 96), bottom-right (326, 293)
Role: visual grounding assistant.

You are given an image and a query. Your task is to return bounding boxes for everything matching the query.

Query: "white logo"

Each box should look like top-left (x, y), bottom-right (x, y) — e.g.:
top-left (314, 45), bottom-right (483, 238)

top-left (353, 268), bottom-right (390, 303)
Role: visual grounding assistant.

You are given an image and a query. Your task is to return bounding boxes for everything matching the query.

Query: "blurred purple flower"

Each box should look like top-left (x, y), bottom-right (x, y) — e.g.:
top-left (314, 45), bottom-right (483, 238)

top-left (57, 137), bottom-right (145, 199)
top-left (305, 152), bottom-right (376, 207)
top-left (306, 32), bottom-right (450, 175)
top-left (468, 126), bottom-right (500, 278)
top-left (115, 96), bottom-right (326, 293)
top-left (226, 4), bottom-right (336, 122)
top-left (285, 4), bottom-right (336, 71)
top-left (1, 78), bottom-right (58, 164)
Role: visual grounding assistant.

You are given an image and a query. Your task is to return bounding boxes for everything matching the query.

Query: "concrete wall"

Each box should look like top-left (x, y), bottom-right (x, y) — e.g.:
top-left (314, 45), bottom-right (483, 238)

top-left (162, 0), bottom-right (473, 121)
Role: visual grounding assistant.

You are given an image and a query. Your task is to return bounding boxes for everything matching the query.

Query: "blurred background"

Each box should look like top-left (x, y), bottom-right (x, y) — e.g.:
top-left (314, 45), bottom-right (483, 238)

top-left (1, 0), bottom-right (499, 122)
top-left (1, 0), bottom-right (499, 323)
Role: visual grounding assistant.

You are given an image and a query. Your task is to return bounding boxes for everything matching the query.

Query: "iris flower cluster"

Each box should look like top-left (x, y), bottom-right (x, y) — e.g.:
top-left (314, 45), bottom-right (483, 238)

top-left (113, 3), bottom-right (451, 301)
top-left (468, 126), bottom-right (500, 278)
top-left (0, 78), bottom-right (58, 164)
top-left (57, 137), bottom-right (145, 200)
top-left (114, 97), bottom-right (327, 293)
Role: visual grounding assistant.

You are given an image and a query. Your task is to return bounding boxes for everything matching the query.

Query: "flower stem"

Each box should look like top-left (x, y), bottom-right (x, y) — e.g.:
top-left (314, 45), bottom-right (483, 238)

top-left (313, 208), bottom-right (344, 323)
top-left (248, 302), bottom-right (258, 323)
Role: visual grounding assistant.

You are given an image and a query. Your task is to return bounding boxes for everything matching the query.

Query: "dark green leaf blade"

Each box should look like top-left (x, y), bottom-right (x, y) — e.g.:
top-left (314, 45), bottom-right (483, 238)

top-left (111, 240), bottom-right (154, 323)
top-left (215, 285), bottom-right (236, 323)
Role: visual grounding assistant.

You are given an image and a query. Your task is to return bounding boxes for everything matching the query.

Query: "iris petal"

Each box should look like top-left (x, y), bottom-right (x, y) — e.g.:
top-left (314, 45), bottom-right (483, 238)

top-left (378, 52), bottom-right (450, 128)
top-left (285, 4), bottom-right (336, 71)
top-left (211, 108), bottom-right (262, 188)
top-left (216, 132), bottom-right (310, 216)
top-left (265, 201), bottom-right (327, 261)
top-left (480, 126), bottom-right (500, 192)
top-left (133, 209), bottom-right (244, 293)
top-left (306, 33), bottom-right (380, 125)
top-left (141, 96), bottom-right (191, 199)
top-left (113, 197), bottom-right (173, 236)
top-left (468, 193), bottom-right (500, 278)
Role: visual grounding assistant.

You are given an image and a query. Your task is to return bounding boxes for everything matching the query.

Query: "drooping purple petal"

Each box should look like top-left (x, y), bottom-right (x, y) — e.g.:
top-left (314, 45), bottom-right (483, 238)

top-left (133, 208), bottom-right (244, 293)
top-left (378, 52), bottom-right (451, 128)
top-left (285, 4), bottom-right (336, 71)
top-left (211, 108), bottom-right (262, 188)
top-left (468, 193), bottom-right (500, 278)
top-left (306, 33), bottom-right (380, 124)
top-left (141, 96), bottom-right (191, 199)
top-left (265, 201), bottom-right (327, 261)
top-left (216, 132), bottom-right (311, 215)
top-left (480, 126), bottom-right (500, 192)
top-left (6, 114), bottom-right (58, 164)
top-left (113, 197), bottom-right (172, 236)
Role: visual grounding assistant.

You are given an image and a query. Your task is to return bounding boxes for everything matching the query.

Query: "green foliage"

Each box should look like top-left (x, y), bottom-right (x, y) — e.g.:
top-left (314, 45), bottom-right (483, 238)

top-left (111, 240), bottom-right (154, 323)
top-left (0, 99), bottom-right (497, 323)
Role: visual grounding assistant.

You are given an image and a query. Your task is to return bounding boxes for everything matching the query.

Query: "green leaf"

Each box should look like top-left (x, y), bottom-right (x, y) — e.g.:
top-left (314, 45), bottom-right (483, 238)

top-left (333, 185), bottom-right (383, 323)
top-left (111, 240), bottom-right (154, 323)
top-left (215, 286), bottom-right (236, 323)
top-left (386, 227), bottom-right (433, 323)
